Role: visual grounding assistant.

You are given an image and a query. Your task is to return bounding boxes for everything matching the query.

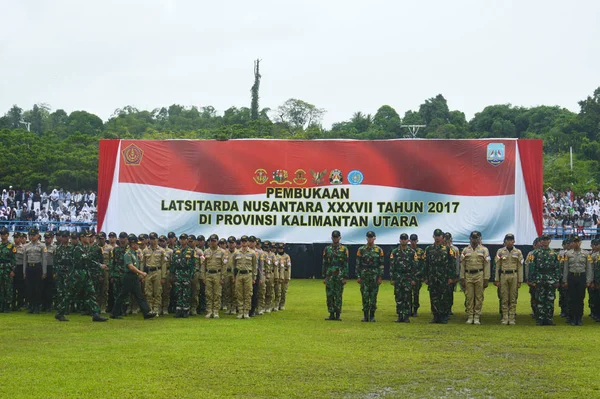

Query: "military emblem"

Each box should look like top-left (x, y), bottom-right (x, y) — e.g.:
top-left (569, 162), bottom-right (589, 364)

top-left (311, 169), bottom-right (327, 185)
top-left (347, 170), bottom-right (364, 185)
top-left (253, 169), bottom-right (268, 184)
top-left (487, 143), bottom-right (505, 166)
top-left (293, 169), bottom-right (307, 185)
top-left (329, 169), bottom-right (343, 185)
top-left (122, 143), bottom-right (144, 166)
top-left (271, 169), bottom-right (291, 185)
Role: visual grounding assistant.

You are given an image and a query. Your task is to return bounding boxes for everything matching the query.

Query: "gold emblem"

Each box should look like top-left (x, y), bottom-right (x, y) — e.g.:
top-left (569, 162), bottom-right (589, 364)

top-left (253, 169), bottom-right (268, 184)
top-left (293, 169), bottom-right (307, 185)
top-left (122, 144), bottom-right (144, 166)
top-left (271, 170), bottom-right (291, 185)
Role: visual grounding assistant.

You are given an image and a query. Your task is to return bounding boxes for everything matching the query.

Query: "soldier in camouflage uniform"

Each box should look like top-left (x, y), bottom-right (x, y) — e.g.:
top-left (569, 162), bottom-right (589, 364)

top-left (409, 234), bottom-right (424, 317)
top-left (54, 231), bottom-right (73, 321)
top-left (525, 237), bottom-right (540, 318)
top-left (590, 239), bottom-right (600, 321)
top-left (171, 233), bottom-right (197, 318)
top-left (356, 231), bottom-right (384, 322)
top-left (322, 230), bottom-right (348, 321)
top-left (527, 233), bottom-right (561, 326)
top-left (390, 233), bottom-right (418, 323)
top-left (0, 227), bottom-right (16, 313)
top-left (109, 232), bottom-right (129, 316)
top-left (424, 229), bottom-right (457, 324)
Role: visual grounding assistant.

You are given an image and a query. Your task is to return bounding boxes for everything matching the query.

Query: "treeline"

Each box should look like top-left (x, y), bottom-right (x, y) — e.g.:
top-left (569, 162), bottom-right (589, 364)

top-left (1, 88), bottom-right (599, 193)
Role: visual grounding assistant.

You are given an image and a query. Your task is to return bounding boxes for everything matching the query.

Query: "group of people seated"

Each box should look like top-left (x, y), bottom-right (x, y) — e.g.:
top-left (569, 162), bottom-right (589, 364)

top-left (543, 187), bottom-right (600, 239)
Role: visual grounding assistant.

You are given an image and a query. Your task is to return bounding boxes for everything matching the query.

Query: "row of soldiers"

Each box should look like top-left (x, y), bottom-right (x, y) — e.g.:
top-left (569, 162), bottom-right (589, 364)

top-left (0, 227), bottom-right (292, 321)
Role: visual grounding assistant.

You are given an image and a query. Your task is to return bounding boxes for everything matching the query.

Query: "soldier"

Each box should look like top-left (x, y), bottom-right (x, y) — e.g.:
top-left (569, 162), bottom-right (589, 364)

top-left (171, 234), bottom-right (196, 318)
top-left (248, 236), bottom-right (263, 317)
top-left (218, 238), bottom-right (227, 250)
top-left (12, 232), bottom-right (26, 311)
top-left (444, 232), bottom-right (460, 316)
top-left (143, 232), bottom-right (167, 315)
top-left (23, 227), bottom-right (47, 314)
top-left (494, 234), bottom-right (524, 325)
top-left (95, 232), bottom-right (111, 313)
top-left (562, 235), bottom-right (593, 326)
top-left (189, 235), bottom-right (203, 316)
top-left (322, 230), bottom-right (348, 321)
top-left (197, 235), bottom-right (207, 315)
top-left (356, 231), bottom-right (384, 322)
top-left (255, 238), bottom-right (268, 315)
top-left (525, 237), bottom-right (540, 318)
top-left (109, 232), bottom-right (129, 316)
top-left (233, 235), bottom-right (257, 319)
top-left (41, 232), bottom-right (56, 312)
top-left (0, 227), bottom-right (16, 313)
top-left (110, 234), bottom-right (157, 320)
top-left (202, 234), bottom-right (227, 318)
top-left (271, 242), bottom-right (282, 312)
top-left (390, 233), bottom-right (418, 323)
top-left (590, 239), bottom-right (600, 321)
top-left (159, 235), bottom-right (173, 315)
top-left (460, 231), bottom-right (490, 325)
top-left (527, 234), bottom-right (561, 326)
top-left (262, 240), bottom-right (276, 313)
top-left (54, 231), bottom-right (72, 321)
top-left (277, 243), bottom-right (291, 311)
top-left (558, 238), bottom-right (571, 318)
top-left (167, 231), bottom-right (178, 313)
top-left (424, 229), bottom-right (457, 324)
top-left (223, 236), bottom-right (238, 314)
top-left (106, 232), bottom-right (118, 313)
top-left (409, 234), bottom-right (424, 317)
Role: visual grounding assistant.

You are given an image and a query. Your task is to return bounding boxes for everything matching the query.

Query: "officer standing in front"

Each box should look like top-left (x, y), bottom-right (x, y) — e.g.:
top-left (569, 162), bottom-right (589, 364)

top-left (390, 233), bottom-right (418, 323)
top-left (562, 236), bottom-right (593, 326)
top-left (322, 230), bottom-right (348, 321)
top-left (527, 234), bottom-right (561, 326)
top-left (356, 231), bottom-right (384, 322)
top-left (494, 234), bottom-right (524, 325)
top-left (424, 229), bottom-right (457, 324)
top-left (143, 232), bottom-right (167, 316)
top-left (460, 231), bottom-right (490, 325)
top-left (23, 227), bottom-right (47, 314)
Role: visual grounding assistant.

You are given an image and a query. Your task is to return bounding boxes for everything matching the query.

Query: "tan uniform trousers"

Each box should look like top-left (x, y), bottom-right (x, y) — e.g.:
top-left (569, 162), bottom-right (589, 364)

top-left (465, 271), bottom-right (484, 317)
top-left (263, 273), bottom-right (274, 310)
top-left (144, 270), bottom-right (162, 313)
top-left (500, 272), bottom-right (518, 320)
top-left (191, 271), bottom-right (201, 312)
top-left (280, 281), bottom-right (289, 308)
top-left (236, 273), bottom-right (253, 314)
top-left (273, 280), bottom-right (281, 310)
top-left (205, 272), bottom-right (222, 316)
top-left (222, 274), bottom-right (235, 312)
top-left (161, 277), bottom-right (171, 313)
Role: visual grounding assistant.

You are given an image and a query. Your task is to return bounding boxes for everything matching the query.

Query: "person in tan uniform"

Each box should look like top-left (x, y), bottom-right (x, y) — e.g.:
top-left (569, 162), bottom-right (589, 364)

top-left (256, 239), bottom-right (268, 315)
top-left (159, 235), bottom-right (173, 315)
top-left (223, 236), bottom-right (238, 314)
top-left (460, 231), bottom-right (490, 325)
top-left (96, 232), bottom-right (112, 314)
top-left (277, 243), bottom-right (291, 310)
top-left (248, 236), bottom-right (263, 317)
top-left (262, 240), bottom-right (275, 313)
top-left (233, 235), bottom-right (257, 319)
top-left (23, 227), bottom-right (48, 314)
top-left (272, 242), bottom-right (282, 312)
top-left (201, 234), bottom-right (227, 318)
top-left (143, 232), bottom-right (167, 315)
top-left (494, 234), bottom-right (524, 325)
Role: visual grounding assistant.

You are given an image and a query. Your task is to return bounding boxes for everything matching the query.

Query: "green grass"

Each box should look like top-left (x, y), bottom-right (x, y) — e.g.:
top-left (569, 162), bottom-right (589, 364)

top-left (1, 280), bottom-right (600, 398)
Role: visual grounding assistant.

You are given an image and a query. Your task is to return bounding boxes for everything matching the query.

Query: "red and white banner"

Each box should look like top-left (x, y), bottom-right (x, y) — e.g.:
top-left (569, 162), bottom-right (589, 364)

top-left (98, 139), bottom-right (542, 245)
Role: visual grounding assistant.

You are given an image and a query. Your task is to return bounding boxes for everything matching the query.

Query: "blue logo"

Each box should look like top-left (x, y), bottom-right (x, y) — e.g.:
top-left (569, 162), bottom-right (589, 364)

top-left (487, 143), bottom-right (505, 166)
top-left (348, 170), bottom-right (364, 185)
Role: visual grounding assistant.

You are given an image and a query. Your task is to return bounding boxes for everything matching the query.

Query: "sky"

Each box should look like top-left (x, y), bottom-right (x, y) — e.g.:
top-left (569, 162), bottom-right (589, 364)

top-left (1, 0), bottom-right (599, 128)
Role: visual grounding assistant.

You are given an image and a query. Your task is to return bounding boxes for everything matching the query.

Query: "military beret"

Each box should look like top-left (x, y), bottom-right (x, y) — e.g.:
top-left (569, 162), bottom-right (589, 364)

top-left (0, 227), bottom-right (9, 234)
top-left (504, 234), bottom-right (515, 241)
top-left (28, 227), bottom-right (39, 235)
top-left (97, 232), bottom-right (107, 239)
top-left (197, 235), bottom-right (206, 241)
top-left (400, 233), bottom-right (409, 240)
top-left (240, 235), bottom-right (248, 241)
top-left (158, 235), bottom-right (167, 241)
top-left (331, 230), bottom-right (341, 238)
top-left (70, 232), bottom-right (79, 239)
top-left (409, 234), bottom-right (418, 240)
top-left (540, 234), bottom-right (551, 240)
top-left (167, 232), bottom-right (176, 239)
top-left (179, 233), bottom-right (188, 240)
top-left (366, 231), bottom-right (376, 238)
top-left (470, 231), bottom-right (481, 239)
top-left (128, 234), bottom-right (138, 242)
top-left (248, 235), bottom-right (256, 242)
top-left (433, 229), bottom-right (444, 236)
top-left (119, 232), bottom-right (128, 239)
top-left (209, 234), bottom-right (219, 241)
top-left (188, 234), bottom-right (196, 241)
top-left (108, 232), bottom-right (117, 238)
top-left (149, 232), bottom-right (158, 239)
top-left (227, 236), bottom-right (236, 243)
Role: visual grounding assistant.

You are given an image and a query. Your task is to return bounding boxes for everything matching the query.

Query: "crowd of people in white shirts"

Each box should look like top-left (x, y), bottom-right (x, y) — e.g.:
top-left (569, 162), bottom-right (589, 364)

top-left (0, 185), bottom-right (97, 232)
top-left (543, 187), bottom-right (600, 239)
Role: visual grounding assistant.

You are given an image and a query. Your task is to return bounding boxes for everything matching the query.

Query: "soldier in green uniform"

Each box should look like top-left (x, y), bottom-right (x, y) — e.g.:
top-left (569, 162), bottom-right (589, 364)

top-left (590, 239), bottom-right (600, 321)
top-left (561, 235), bottom-right (593, 326)
top-left (424, 229), bottom-right (457, 324)
top-left (390, 233), bottom-right (418, 323)
top-left (356, 231), bottom-right (384, 322)
top-left (86, 232), bottom-right (105, 313)
top-left (0, 227), bottom-right (16, 313)
top-left (322, 230), bottom-right (348, 321)
top-left (171, 233), bottom-right (197, 318)
top-left (409, 234), bottom-right (424, 317)
top-left (525, 237), bottom-right (540, 318)
top-left (110, 234), bottom-right (156, 320)
top-left (54, 231), bottom-right (72, 321)
top-left (527, 234), bottom-right (561, 326)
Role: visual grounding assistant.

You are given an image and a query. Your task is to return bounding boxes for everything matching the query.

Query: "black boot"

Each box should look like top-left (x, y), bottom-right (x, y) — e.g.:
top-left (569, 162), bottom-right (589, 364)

top-left (174, 310), bottom-right (182, 318)
top-left (92, 313), bottom-right (108, 322)
top-left (335, 311), bottom-right (341, 321)
top-left (182, 310), bottom-right (189, 318)
top-left (361, 311), bottom-right (369, 322)
top-left (576, 317), bottom-right (583, 326)
top-left (412, 309), bottom-right (418, 317)
top-left (325, 312), bottom-right (335, 321)
top-left (395, 315), bottom-right (403, 323)
top-left (438, 315), bottom-right (448, 324)
top-left (369, 310), bottom-right (376, 322)
top-left (144, 312), bottom-right (158, 320)
top-left (403, 314), bottom-right (410, 323)
top-left (430, 314), bottom-right (439, 323)
top-left (55, 314), bottom-right (69, 322)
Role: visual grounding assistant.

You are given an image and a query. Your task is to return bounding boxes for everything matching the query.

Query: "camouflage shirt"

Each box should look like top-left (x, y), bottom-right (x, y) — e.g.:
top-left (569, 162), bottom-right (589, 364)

top-left (322, 244), bottom-right (349, 279)
top-left (171, 245), bottom-right (197, 275)
top-left (0, 241), bottom-right (16, 269)
top-left (424, 244), bottom-right (457, 284)
top-left (389, 246), bottom-right (418, 282)
top-left (355, 245), bottom-right (384, 278)
top-left (527, 247), bottom-right (561, 285)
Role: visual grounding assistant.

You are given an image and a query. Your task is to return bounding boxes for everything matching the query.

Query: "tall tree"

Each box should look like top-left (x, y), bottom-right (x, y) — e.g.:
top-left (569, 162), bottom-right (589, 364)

top-left (6, 104), bottom-right (23, 129)
top-left (275, 98), bottom-right (325, 133)
top-left (251, 59), bottom-right (261, 120)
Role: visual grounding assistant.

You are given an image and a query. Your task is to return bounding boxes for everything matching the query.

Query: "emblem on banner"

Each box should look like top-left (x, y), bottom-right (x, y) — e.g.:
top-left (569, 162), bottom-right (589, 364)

top-left (347, 170), bottom-right (364, 185)
top-left (253, 169), bottom-right (268, 184)
top-left (311, 169), bottom-right (327, 185)
top-left (293, 169), bottom-right (307, 185)
top-left (487, 143), bottom-right (505, 166)
top-left (122, 144), bottom-right (144, 166)
top-left (271, 170), bottom-right (291, 185)
top-left (329, 169), bottom-right (343, 185)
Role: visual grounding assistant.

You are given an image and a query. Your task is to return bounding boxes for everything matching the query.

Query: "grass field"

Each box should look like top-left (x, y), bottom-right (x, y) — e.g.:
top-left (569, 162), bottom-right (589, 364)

top-left (2, 280), bottom-right (600, 399)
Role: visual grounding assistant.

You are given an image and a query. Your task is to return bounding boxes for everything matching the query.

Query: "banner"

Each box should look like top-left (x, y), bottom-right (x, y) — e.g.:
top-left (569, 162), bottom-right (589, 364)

top-left (98, 139), bottom-right (542, 245)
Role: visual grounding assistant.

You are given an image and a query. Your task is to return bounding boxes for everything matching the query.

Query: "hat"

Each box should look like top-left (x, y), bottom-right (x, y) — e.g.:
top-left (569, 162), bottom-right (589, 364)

top-left (97, 232), bottom-right (107, 239)
top-left (409, 234), bottom-right (418, 241)
top-left (277, 243), bottom-right (285, 249)
top-left (444, 232), bottom-right (452, 239)
top-left (572, 235), bottom-right (581, 241)
top-left (44, 231), bottom-right (54, 238)
top-left (270, 242), bottom-right (277, 248)
top-left (60, 231), bottom-right (69, 238)
top-left (227, 236), bottom-right (236, 243)
top-left (263, 240), bottom-right (271, 247)
top-left (179, 233), bottom-right (188, 240)
top-left (256, 238), bottom-right (261, 244)
top-left (400, 233), bottom-right (409, 240)
top-left (28, 227), bottom-right (39, 235)
top-left (0, 227), bottom-right (9, 234)
top-left (70, 232), bottom-right (79, 239)
top-left (149, 232), bottom-right (158, 239)
top-left (366, 231), bottom-right (376, 238)
top-left (248, 235), bottom-right (256, 242)
top-left (108, 232), bottom-right (117, 238)
top-left (188, 234), bottom-right (197, 241)
top-left (533, 237), bottom-right (540, 245)
top-left (158, 235), bottom-right (167, 241)
top-left (218, 238), bottom-right (226, 245)
top-left (331, 230), bottom-right (341, 238)
top-left (128, 234), bottom-right (138, 242)
top-left (470, 231), bottom-right (481, 239)
top-left (197, 235), bottom-right (206, 241)
top-left (119, 232), bottom-right (128, 239)
top-left (209, 234), bottom-right (219, 241)
top-left (240, 235), bottom-right (248, 242)
top-left (433, 229), bottom-right (444, 236)
top-left (540, 234), bottom-right (551, 240)
top-left (139, 233), bottom-right (148, 240)
top-left (504, 233), bottom-right (515, 241)
top-left (167, 232), bottom-right (176, 239)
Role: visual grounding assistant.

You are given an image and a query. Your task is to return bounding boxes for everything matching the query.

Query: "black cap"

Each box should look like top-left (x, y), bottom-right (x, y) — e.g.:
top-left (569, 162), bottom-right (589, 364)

top-left (256, 238), bottom-right (261, 244)
top-left (248, 235), bottom-right (256, 242)
top-left (108, 232), bottom-right (117, 238)
top-left (70, 232), bottom-right (79, 239)
top-left (158, 235), bottom-right (167, 241)
top-left (179, 233), bottom-right (188, 240)
top-left (240, 235), bottom-right (248, 242)
top-left (119, 232), bottom-right (128, 239)
top-left (277, 243), bottom-right (285, 249)
top-left (366, 231), bottom-right (376, 238)
top-left (13, 232), bottom-right (21, 238)
top-left (331, 230), bottom-right (341, 238)
top-left (540, 234), bottom-right (551, 240)
top-left (149, 232), bottom-right (158, 239)
top-left (197, 235), bottom-right (206, 241)
top-left (209, 234), bottom-right (219, 241)
top-left (504, 233), bottom-right (515, 241)
top-left (227, 236), bottom-right (236, 243)
top-left (139, 233), bottom-right (148, 240)
top-left (470, 231), bottom-right (481, 239)
top-left (270, 242), bottom-right (277, 248)
top-left (433, 229), bottom-right (444, 236)
top-left (263, 240), bottom-right (271, 247)
top-left (97, 232), bottom-right (107, 239)
top-left (572, 235), bottom-right (581, 241)
top-left (167, 232), bottom-right (176, 239)
top-left (0, 227), bottom-right (10, 234)
top-left (444, 232), bottom-right (452, 239)
top-left (409, 234), bottom-right (418, 240)
top-left (400, 233), bottom-right (409, 240)
top-left (188, 234), bottom-right (197, 241)
top-left (128, 234), bottom-right (138, 242)
top-left (218, 238), bottom-right (226, 245)
top-left (28, 227), bottom-right (39, 235)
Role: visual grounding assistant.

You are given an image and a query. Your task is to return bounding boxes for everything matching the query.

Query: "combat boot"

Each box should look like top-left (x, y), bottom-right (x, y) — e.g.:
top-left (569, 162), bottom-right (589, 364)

top-left (92, 313), bottom-right (108, 322)
top-left (369, 310), bottom-right (376, 322)
top-left (325, 312), bottom-right (335, 321)
top-left (395, 315), bottom-right (403, 323)
top-left (144, 312), bottom-right (158, 319)
top-left (237, 313), bottom-right (244, 319)
top-left (55, 314), bottom-right (69, 322)
top-left (501, 317), bottom-right (508, 325)
top-left (403, 315), bottom-right (410, 323)
top-left (174, 310), bottom-right (182, 318)
top-left (430, 314), bottom-right (439, 323)
top-left (182, 310), bottom-right (189, 318)
top-left (473, 315), bottom-right (481, 325)
top-left (335, 311), bottom-right (342, 321)
top-left (438, 316), bottom-right (448, 324)
top-left (361, 311), bottom-right (369, 322)
top-left (466, 315), bottom-right (474, 324)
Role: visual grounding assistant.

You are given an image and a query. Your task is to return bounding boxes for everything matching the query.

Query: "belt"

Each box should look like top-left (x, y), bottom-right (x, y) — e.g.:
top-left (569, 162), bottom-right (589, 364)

top-left (570, 272), bottom-right (585, 277)
top-left (28, 263), bottom-right (41, 267)
top-left (237, 270), bottom-right (249, 275)
top-left (502, 270), bottom-right (517, 274)
top-left (207, 269), bottom-right (220, 274)
top-left (466, 269), bottom-right (483, 274)
top-left (147, 267), bottom-right (159, 272)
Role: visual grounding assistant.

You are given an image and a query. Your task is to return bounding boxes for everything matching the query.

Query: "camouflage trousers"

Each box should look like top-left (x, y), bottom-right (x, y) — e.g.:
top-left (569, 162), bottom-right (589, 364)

top-left (558, 285), bottom-right (569, 316)
top-left (54, 271), bottom-right (71, 315)
top-left (394, 279), bottom-right (413, 317)
top-left (174, 271), bottom-right (193, 311)
top-left (412, 281), bottom-right (422, 312)
top-left (359, 273), bottom-right (379, 312)
top-left (0, 266), bottom-right (12, 311)
top-left (428, 281), bottom-right (450, 317)
top-left (68, 269), bottom-right (100, 315)
top-left (534, 283), bottom-right (556, 323)
top-left (93, 270), bottom-right (109, 313)
top-left (589, 287), bottom-right (600, 316)
top-left (325, 275), bottom-right (344, 313)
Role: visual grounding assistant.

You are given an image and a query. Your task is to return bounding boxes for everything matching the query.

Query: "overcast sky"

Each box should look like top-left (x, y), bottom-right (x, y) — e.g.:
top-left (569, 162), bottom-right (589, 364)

top-left (1, 0), bottom-right (598, 127)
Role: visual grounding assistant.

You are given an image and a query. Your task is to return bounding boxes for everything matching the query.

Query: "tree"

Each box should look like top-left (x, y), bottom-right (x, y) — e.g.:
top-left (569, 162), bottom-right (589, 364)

top-left (5, 104), bottom-right (23, 129)
top-left (419, 94), bottom-right (450, 126)
top-left (275, 98), bottom-right (325, 132)
top-left (250, 59), bottom-right (261, 120)
top-left (373, 105), bottom-right (401, 136)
